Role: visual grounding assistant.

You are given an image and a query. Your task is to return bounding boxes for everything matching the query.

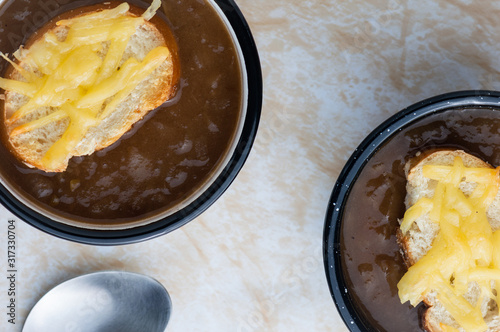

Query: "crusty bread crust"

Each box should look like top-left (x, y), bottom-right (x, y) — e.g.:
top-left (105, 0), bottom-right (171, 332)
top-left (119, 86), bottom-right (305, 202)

top-left (398, 150), bottom-right (500, 332)
top-left (2, 10), bottom-right (176, 172)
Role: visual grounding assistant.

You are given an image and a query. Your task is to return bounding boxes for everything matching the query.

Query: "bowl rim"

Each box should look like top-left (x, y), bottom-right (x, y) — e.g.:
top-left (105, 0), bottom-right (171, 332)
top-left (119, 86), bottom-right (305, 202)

top-left (322, 90), bottom-right (500, 331)
top-left (0, 0), bottom-right (262, 246)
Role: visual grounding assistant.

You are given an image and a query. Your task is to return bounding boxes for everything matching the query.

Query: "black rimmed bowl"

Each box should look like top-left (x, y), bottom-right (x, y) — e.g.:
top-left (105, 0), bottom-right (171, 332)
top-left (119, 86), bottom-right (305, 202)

top-left (323, 90), bottom-right (500, 331)
top-left (0, 0), bottom-right (261, 245)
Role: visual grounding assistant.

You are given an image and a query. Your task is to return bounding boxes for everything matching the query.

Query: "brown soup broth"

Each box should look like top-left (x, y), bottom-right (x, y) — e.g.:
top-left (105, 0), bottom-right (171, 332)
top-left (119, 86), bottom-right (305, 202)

top-left (0, 0), bottom-right (242, 226)
top-left (340, 107), bottom-right (500, 331)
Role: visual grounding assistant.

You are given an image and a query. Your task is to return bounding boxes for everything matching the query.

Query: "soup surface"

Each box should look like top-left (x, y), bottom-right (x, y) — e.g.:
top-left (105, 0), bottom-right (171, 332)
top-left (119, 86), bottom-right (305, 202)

top-left (341, 107), bottom-right (500, 331)
top-left (0, 0), bottom-right (242, 227)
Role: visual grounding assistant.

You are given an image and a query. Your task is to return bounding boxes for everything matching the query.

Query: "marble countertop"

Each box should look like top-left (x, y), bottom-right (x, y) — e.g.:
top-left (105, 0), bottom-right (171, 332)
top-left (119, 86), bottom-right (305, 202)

top-left (2, 0), bottom-right (500, 331)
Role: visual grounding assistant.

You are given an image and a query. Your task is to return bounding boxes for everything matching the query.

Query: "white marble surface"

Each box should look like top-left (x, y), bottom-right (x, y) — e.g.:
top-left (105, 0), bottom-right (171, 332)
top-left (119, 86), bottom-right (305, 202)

top-left (2, 0), bottom-right (500, 331)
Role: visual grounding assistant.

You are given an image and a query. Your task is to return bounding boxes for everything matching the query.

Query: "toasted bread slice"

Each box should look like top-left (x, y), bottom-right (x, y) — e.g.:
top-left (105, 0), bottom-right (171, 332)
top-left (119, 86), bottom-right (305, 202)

top-left (2, 2), bottom-right (177, 172)
top-left (398, 150), bottom-right (500, 332)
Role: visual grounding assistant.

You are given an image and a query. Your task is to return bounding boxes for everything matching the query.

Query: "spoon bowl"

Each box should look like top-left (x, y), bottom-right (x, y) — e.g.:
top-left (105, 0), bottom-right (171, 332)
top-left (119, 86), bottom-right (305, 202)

top-left (22, 271), bottom-right (171, 332)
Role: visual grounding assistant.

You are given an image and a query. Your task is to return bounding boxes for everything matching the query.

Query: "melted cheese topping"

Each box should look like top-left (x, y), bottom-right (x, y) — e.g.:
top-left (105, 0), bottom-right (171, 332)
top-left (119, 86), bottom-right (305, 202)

top-left (0, 0), bottom-right (166, 170)
top-left (398, 157), bottom-right (500, 332)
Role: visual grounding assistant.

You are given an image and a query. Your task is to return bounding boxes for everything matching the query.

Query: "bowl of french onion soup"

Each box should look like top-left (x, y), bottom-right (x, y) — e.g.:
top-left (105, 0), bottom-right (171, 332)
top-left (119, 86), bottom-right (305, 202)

top-left (0, 0), bottom-right (261, 245)
top-left (324, 90), bottom-right (500, 332)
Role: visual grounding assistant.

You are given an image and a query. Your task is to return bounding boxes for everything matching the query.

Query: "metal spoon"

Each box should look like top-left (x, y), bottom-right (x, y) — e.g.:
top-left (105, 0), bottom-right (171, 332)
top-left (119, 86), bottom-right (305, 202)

top-left (22, 271), bottom-right (171, 332)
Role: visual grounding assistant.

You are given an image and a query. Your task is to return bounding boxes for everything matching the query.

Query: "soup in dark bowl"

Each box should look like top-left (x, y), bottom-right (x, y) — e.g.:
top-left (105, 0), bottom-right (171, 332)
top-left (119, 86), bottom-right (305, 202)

top-left (0, 0), bottom-right (261, 244)
top-left (324, 91), bottom-right (500, 331)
